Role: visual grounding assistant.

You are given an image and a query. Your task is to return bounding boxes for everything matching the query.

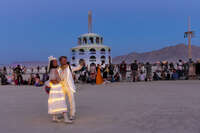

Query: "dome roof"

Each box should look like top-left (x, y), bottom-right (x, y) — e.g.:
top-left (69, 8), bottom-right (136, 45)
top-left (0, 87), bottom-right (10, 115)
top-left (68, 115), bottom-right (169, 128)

top-left (71, 44), bottom-right (110, 50)
top-left (79, 33), bottom-right (102, 38)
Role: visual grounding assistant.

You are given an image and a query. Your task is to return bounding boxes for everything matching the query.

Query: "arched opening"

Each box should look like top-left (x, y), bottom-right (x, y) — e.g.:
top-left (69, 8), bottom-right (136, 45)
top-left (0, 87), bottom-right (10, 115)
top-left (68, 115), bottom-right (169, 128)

top-left (79, 59), bottom-right (85, 64)
top-left (96, 37), bottom-right (100, 44)
top-left (90, 48), bottom-right (96, 54)
top-left (89, 37), bottom-right (94, 44)
top-left (72, 56), bottom-right (75, 60)
top-left (101, 56), bottom-right (106, 60)
top-left (101, 48), bottom-right (105, 52)
top-left (90, 56), bottom-right (96, 59)
top-left (100, 48), bottom-right (106, 54)
top-left (101, 60), bottom-right (105, 65)
top-left (90, 63), bottom-right (96, 67)
top-left (108, 48), bottom-right (111, 52)
top-left (83, 37), bottom-right (87, 44)
top-left (89, 56), bottom-right (96, 62)
top-left (101, 37), bottom-right (103, 44)
top-left (79, 49), bottom-right (84, 52)
top-left (72, 49), bottom-right (76, 55)
top-left (101, 56), bottom-right (106, 64)
top-left (79, 49), bottom-right (85, 55)
top-left (78, 38), bottom-right (81, 45)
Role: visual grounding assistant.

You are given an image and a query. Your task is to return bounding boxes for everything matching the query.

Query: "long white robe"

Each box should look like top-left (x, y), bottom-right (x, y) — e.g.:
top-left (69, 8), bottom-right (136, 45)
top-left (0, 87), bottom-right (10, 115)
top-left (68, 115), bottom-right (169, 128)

top-left (57, 65), bottom-right (82, 116)
top-left (48, 69), bottom-right (67, 114)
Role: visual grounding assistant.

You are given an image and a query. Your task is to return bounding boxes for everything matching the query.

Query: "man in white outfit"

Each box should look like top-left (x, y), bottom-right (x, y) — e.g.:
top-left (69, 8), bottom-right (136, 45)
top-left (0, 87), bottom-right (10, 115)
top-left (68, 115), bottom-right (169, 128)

top-left (58, 56), bottom-right (84, 122)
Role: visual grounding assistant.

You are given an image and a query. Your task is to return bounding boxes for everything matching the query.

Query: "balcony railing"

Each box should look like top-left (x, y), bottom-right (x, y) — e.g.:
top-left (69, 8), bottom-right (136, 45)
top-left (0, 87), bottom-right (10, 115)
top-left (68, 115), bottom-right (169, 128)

top-left (100, 51), bottom-right (105, 54)
top-left (90, 52), bottom-right (96, 54)
top-left (89, 59), bottom-right (96, 62)
top-left (79, 52), bottom-right (85, 55)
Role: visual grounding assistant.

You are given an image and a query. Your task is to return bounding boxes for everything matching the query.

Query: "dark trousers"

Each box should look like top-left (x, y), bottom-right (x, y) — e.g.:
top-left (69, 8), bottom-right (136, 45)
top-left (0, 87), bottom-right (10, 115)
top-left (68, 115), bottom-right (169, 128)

top-left (17, 75), bottom-right (23, 85)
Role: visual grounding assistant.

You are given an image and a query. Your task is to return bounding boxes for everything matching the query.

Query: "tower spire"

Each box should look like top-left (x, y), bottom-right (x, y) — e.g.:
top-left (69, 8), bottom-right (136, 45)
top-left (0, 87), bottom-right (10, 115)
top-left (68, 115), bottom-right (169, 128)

top-left (88, 11), bottom-right (92, 33)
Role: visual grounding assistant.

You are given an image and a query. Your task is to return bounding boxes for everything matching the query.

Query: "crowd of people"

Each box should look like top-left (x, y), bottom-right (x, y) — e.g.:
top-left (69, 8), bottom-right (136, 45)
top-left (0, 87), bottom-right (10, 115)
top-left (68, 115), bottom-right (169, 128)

top-left (0, 65), bottom-right (48, 86)
top-left (0, 59), bottom-right (200, 86)
top-left (73, 59), bottom-right (200, 83)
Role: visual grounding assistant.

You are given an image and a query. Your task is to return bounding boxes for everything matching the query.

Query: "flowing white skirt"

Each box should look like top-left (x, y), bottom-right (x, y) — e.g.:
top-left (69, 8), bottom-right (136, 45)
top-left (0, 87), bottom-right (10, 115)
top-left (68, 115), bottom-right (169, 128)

top-left (48, 83), bottom-right (67, 114)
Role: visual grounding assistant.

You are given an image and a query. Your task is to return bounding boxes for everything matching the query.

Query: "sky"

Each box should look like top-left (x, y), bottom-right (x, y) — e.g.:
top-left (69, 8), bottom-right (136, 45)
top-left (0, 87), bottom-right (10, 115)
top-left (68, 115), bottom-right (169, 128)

top-left (0, 0), bottom-right (200, 64)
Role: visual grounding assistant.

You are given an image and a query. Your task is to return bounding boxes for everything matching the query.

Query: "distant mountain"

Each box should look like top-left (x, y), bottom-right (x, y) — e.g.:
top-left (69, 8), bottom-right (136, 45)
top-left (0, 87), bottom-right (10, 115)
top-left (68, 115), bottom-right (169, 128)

top-left (112, 44), bottom-right (200, 64)
top-left (11, 61), bottom-right (47, 66)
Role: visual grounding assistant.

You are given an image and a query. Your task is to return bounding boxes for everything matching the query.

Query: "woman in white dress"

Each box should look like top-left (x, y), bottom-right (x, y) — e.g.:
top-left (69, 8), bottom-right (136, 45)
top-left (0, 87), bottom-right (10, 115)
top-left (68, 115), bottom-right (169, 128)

top-left (47, 57), bottom-right (72, 123)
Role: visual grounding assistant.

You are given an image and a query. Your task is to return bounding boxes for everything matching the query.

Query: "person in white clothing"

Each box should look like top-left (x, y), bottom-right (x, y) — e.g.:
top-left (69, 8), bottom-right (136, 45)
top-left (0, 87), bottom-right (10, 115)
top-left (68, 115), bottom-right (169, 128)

top-left (58, 56), bottom-right (84, 121)
top-left (47, 56), bottom-right (70, 123)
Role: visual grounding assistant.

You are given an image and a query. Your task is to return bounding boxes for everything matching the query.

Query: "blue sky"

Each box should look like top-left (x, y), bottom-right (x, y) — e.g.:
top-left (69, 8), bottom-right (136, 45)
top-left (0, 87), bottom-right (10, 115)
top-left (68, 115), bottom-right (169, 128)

top-left (0, 0), bottom-right (200, 64)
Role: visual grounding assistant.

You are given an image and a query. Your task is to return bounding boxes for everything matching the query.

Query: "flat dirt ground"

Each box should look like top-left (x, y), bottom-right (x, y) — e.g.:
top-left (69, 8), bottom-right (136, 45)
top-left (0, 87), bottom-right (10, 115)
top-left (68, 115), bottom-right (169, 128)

top-left (1, 80), bottom-right (200, 133)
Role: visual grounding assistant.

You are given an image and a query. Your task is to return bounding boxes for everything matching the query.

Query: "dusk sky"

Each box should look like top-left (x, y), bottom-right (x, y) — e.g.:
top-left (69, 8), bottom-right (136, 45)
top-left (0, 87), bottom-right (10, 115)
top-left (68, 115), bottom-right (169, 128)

top-left (0, 0), bottom-right (200, 64)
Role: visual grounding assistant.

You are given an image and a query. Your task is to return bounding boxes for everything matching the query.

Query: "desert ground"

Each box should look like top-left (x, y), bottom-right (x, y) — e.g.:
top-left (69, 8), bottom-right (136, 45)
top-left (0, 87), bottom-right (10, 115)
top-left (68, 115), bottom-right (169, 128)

top-left (1, 80), bottom-right (200, 133)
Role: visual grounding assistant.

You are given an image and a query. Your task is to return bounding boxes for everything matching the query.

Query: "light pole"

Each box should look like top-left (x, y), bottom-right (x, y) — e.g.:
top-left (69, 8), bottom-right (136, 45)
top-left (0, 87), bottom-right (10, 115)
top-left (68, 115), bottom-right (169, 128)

top-left (184, 16), bottom-right (195, 61)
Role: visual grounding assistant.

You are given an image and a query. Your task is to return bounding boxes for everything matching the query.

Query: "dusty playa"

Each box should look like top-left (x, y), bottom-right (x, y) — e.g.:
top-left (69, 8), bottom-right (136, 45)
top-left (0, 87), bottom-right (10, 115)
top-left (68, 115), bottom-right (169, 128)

top-left (1, 80), bottom-right (200, 133)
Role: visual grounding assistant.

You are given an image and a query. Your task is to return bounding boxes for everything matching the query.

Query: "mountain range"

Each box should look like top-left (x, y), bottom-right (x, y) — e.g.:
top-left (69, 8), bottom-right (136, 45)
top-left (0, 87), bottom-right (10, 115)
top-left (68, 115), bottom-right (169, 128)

top-left (112, 44), bottom-right (200, 64)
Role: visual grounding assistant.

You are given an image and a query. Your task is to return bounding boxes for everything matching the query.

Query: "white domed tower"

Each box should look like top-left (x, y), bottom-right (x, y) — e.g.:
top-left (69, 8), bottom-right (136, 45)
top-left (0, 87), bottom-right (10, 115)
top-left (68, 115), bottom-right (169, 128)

top-left (70, 11), bottom-right (111, 67)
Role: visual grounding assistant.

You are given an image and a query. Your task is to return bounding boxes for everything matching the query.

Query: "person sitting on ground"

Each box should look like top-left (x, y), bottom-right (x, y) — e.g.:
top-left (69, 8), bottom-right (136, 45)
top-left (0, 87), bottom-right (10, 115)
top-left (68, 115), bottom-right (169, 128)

top-left (28, 73), bottom-right (35, 85)
top-left (139, 71), bottom-right (146, 81)
top-left (0, 72), bottom-right (8, 85)
top-left (114, 72), bottom-right (120, 82)
top-left (172, 69), bottom-right (179, 80)
top-left (153, 72), bottom-right (159, 81)
top-left (42, 72), bottom-right (49, 83)
top-left (35, 74), bottom-right (43, 87)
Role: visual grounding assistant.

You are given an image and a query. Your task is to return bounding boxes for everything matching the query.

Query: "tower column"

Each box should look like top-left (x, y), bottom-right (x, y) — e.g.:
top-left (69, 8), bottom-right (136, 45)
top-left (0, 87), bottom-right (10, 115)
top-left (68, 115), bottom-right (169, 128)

top-left (94, 37), bottom-right (96, 44)
top-left (87, 36), bottom-right (89, 44)
top-left (88, 11), bottom-right (92, 33)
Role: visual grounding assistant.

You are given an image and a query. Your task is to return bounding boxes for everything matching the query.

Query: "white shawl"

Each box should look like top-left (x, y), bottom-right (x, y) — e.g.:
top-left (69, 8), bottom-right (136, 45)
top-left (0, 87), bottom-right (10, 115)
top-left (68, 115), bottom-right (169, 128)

top-left (58, 65), bottom-right (82, 93)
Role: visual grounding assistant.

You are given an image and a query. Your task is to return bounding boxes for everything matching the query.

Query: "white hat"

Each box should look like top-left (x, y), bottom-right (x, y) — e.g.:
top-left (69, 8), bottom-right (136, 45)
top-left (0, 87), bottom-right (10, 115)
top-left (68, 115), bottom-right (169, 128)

top-left (48, 56), bottom-right (57, 62)
top-left (47, 56), bottom-right (57, 72)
